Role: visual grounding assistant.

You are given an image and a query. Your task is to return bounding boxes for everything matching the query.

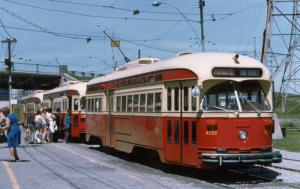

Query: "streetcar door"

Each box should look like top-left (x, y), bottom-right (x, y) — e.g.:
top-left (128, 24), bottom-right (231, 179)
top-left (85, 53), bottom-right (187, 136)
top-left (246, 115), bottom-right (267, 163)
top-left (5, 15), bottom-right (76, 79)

top-left (181, 81), bottom-right (199, 166)
top-left (164, 81), bottom-right (199, 166)
top-left (106, 90), bottom-right (114, 147)
top-left (72, 97), bottom-right (80, 138)
top-left (164, 82), bottom-right (182, 162)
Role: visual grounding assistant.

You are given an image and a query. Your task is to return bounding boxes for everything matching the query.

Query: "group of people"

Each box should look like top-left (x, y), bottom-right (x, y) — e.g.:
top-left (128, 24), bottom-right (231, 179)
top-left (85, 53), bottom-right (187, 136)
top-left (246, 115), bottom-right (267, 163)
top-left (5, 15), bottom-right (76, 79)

top-left (0, 106), bottom-right (72, 162)
top-left (28, 108), bottom-right (71, 144)
top-left (29, 108), bottom-right (59, 144)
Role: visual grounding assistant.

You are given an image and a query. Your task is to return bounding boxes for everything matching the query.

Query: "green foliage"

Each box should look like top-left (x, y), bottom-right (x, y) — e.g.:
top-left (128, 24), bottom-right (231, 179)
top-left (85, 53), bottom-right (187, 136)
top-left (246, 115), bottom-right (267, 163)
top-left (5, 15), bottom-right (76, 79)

top-left (275, 94), bottom-right (300, 116)
top-left (273, 129), bottom-right (300, 152)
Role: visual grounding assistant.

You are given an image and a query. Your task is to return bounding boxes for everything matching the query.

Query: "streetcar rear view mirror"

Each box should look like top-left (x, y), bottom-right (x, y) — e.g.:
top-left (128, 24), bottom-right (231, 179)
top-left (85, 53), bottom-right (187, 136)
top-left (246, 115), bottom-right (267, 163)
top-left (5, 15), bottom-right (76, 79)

top-left (191, 85), bottom-right (200, 97)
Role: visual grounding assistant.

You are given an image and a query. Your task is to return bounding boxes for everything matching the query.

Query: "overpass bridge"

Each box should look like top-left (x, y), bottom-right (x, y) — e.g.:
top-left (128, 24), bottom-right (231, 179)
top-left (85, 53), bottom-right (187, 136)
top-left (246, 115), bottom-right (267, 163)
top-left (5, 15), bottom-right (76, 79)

top-left (0, 61), bottom-right (61, 90)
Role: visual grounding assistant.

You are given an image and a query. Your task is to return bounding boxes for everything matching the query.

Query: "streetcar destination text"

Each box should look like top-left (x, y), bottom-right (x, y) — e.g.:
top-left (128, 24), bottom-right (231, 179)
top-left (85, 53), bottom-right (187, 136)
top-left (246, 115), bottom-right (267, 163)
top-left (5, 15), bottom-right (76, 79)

top-left (212, 67), bottom-right (262, 77)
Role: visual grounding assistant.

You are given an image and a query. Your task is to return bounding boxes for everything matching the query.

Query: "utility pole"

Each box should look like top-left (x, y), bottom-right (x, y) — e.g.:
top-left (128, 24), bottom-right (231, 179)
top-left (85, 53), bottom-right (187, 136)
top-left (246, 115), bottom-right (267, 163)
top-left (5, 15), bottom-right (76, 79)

top-left (1, 38), bottom-right (17, 112)
top-left (199, 0), bottom-right (205, 52)
top-left (261, 0), bottom-right (273, 64)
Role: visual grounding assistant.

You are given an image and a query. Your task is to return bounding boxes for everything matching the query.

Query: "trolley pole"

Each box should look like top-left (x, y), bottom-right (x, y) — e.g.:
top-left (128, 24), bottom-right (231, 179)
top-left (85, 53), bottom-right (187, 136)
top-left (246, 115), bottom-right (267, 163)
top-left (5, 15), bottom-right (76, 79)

top-left (1, 38), bottom-right (17, 112)
top-left (199, 0), bottom-right (205, 52)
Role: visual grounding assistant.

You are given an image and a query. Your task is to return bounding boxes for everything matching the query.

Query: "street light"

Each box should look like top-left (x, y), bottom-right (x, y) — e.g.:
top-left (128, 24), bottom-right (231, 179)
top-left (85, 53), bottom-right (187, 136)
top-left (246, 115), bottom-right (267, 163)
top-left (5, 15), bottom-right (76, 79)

top-left (152, 1), bottom-right (205, 52)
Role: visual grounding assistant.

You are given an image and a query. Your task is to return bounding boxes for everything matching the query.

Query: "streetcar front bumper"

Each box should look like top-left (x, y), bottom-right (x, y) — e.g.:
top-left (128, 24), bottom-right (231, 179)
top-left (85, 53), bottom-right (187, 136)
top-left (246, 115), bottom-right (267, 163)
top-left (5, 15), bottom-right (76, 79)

top-left (201, 151), bottom-right (282, 166)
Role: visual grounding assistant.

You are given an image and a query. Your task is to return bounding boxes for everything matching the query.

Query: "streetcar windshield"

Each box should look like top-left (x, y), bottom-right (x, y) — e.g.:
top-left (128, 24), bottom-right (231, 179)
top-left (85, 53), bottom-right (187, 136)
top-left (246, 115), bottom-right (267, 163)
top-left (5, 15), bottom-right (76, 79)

top-left (237, 81), bottom-right (271, 112)
top-left (202, 81), bottom-right (271, 112)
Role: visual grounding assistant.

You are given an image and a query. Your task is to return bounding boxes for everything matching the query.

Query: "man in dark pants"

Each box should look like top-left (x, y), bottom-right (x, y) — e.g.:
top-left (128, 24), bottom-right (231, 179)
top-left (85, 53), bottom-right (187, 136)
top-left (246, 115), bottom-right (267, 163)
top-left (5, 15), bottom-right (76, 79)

top-left (53, 108), bottom-right (60, 142)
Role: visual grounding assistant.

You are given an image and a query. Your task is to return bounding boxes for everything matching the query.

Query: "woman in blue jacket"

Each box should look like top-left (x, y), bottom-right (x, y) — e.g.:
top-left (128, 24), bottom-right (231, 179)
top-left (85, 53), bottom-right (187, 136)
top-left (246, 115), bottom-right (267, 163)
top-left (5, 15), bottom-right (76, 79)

top-left (0, 107), bottom-right (20, 162)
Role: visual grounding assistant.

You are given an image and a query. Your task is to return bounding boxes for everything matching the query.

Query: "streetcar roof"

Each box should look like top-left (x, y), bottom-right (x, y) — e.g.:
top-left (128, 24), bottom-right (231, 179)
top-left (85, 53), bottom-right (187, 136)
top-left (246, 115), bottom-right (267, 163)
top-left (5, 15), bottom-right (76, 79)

top-left (43, 81), bottom-right (87, 97)
top-left (87, 52), bottom-right (271, 86)
top-left (20, 91), bottom-right (44, 102)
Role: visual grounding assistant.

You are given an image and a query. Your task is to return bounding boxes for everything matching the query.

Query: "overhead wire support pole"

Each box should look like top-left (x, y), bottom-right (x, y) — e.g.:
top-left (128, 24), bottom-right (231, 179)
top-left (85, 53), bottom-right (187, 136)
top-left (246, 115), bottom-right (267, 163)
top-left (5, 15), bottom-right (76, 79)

top-left (261, 0), bottom-right (273, 65)
top-left (199, 0), bottom-right (205, 52)
top-left (1, 38), bottom-right (17, 112)
top-left (103, 31), bottom-right (130, 64)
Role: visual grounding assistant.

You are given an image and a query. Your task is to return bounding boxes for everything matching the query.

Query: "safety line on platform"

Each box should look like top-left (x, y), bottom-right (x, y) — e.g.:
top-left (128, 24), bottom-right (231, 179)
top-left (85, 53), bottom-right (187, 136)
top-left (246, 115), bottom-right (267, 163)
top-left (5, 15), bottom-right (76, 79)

top-left (2, 161), bottom-right (21, 189)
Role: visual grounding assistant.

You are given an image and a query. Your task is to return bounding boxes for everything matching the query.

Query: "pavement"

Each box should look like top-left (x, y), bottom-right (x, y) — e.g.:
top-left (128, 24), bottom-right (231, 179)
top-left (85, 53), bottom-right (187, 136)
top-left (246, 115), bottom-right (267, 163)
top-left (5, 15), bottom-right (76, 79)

top-left (0, 128), bottom-right (220, 189)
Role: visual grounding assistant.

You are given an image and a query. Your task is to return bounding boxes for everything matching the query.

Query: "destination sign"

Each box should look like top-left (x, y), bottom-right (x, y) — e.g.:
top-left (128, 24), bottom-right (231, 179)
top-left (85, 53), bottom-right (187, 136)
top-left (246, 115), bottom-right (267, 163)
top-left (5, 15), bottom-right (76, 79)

top-left (212, 68), bottom-right (262, 78)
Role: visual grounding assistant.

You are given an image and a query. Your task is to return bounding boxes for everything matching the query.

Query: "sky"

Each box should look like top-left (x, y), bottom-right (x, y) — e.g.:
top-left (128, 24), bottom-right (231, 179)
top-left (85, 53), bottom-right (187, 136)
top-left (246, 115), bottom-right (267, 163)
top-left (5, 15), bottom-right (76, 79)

top-left (1, 0), bottom-right (298, 96)
top-left (0, 0), bottom-right (267, 74)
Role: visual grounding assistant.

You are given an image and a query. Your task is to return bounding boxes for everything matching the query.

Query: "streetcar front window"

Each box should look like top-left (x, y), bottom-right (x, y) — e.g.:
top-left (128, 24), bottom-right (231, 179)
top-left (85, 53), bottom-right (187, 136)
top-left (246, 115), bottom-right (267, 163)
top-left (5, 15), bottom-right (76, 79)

top-left (202, 81), bottom-right (271, 112)
top-left (238, 81), bottom-right (271, 111)
top-left (202, 82), bottom-right (238, 111)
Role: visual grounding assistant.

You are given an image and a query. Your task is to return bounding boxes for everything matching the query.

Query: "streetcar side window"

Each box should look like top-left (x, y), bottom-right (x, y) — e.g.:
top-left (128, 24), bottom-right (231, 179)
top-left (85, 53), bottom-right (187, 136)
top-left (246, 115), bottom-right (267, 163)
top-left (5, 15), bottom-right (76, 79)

top-left (63, 99), bottom-right (68, 112)
top-left (174, 120), bottom-right (179, 144)
top-left (147, 93), bottom-right (154, 112)
top-left (140, 94), bottom-right (146, 112)
top-left (53, 102), bottom-right (61, 112)
top-left (167, 120), bottom-right (172, 144)
top-left (174, 87), bottom-right (179, 111)
top-left (127, 95), bottom-right (133, 112)
top-left (99, 98), bottom-right (102, 112)
top-left (191, 87), bottom-right (197, 111)
top-left (95, 98), bottom-right (99, 112)
top-left (155, 92), bottom-right (161, 112)
top-left (80, 97), bottom-right (86, 111)
top-left (94, 98), bottom-right (102, 112)
top-left (74, 98), bottom-right (79, 111)
top-left (91, 98), bottom-right (95, 112)
top-left (87, 99), bottom-right (91, 111)
top-left (116, 96), bottom-right (121, 112)
top-left (184, 121), bottom-right (189, 144)
top-left (192, 121), bottom-right (197, 145)
top-left (26, 103), bottom-right (34, 112)
top-left (122, 96), bottom-right (127, 112)
top-left (184, 86), bottom-right (189, 111)
top-left (133, 95), bottom-right (139, 112)
top-left (167, 88), bottom-right (172, 111)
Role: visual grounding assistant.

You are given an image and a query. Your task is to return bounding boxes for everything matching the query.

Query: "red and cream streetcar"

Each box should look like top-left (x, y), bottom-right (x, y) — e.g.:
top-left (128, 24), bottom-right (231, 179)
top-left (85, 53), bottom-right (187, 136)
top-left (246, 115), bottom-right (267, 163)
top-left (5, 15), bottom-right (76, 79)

top-left (43, 81), bottom-right (87, 141)
top-left (19, 91), bottom-right (44, 126)
top-left (85, 52), bottom-right (282, 168)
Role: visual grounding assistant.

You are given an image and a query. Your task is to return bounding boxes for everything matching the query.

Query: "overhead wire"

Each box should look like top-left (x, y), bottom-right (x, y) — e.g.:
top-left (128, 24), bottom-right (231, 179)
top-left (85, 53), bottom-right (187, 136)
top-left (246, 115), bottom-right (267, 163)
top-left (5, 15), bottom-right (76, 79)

top-left (0, 16), bottom-right (14, 38)
top-left (2, 0), bottom-right (199, 23)
top-left (35, 0), bottom-right (259, 18)
top-left (0, 24), bottom-right (174, 53)
top-left (0, 6), bottom-right (97, 40)
top-left (35, 0), bottom-right (206, 16)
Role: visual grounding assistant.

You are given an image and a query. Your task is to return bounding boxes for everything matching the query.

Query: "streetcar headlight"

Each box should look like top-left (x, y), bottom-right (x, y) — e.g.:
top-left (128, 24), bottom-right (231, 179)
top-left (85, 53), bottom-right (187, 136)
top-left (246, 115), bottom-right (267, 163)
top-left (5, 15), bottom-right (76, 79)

top-left (239, 130), bottom-right (247, 140)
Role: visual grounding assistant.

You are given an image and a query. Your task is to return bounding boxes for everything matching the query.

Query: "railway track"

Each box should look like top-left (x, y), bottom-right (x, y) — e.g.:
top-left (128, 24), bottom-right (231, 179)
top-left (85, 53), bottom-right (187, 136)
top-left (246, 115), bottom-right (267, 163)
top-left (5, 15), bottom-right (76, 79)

top-left (268, 157), bottom-right (300, 174)
top-left (270, 164), bottom-right (300, 174)
top-left (47, 144), bottom-right (175, 189)
top-left (229, 168), bottom-right (300, 189)
top-left (283, 157), bottom-right (300, 163)
top-left (22, 145), bottom-right (125, 189)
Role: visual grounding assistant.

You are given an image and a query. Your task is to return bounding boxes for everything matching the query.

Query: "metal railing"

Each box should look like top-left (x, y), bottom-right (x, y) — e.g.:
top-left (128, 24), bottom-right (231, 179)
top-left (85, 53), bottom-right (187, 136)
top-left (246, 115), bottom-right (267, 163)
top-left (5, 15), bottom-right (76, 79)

top-left (69, 70), bottom-right (103, 78)
top-left (0, 61), bottom-right (60, 75)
